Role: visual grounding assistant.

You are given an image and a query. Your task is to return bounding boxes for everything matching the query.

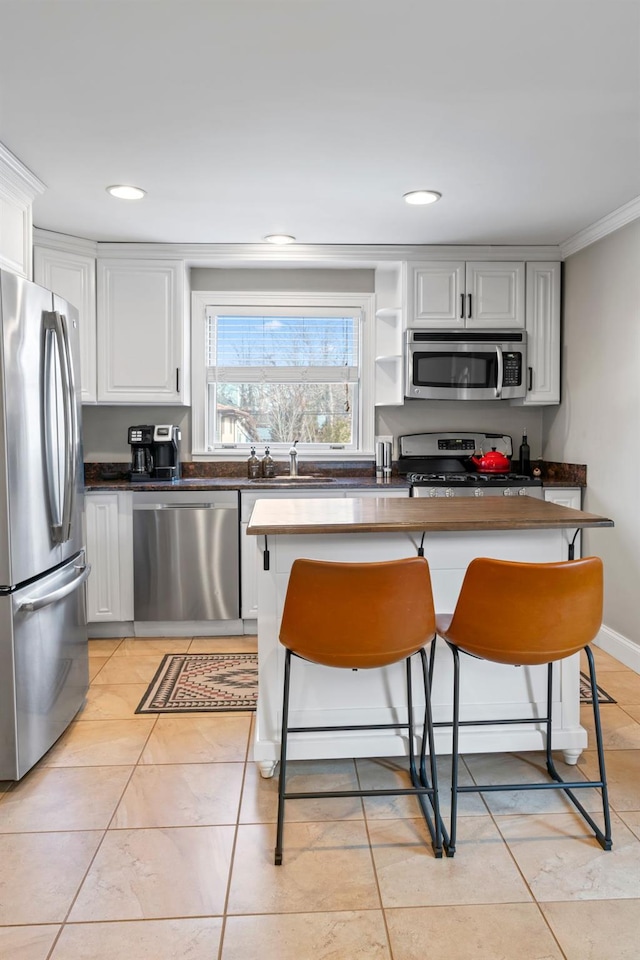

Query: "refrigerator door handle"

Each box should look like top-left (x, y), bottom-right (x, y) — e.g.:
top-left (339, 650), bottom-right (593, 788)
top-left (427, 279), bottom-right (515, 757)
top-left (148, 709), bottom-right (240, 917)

top-left (43, 311), bottom-right (77, 543)
top-left (58, 311), bottom-right (79, 542)
top-left (16, 562), bottom-right (91, 613)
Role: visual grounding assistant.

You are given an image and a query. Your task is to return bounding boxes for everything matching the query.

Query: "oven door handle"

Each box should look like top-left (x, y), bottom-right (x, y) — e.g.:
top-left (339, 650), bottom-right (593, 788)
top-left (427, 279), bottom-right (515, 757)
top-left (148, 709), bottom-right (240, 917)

top-left (495, 345), bottom-right (504, 398)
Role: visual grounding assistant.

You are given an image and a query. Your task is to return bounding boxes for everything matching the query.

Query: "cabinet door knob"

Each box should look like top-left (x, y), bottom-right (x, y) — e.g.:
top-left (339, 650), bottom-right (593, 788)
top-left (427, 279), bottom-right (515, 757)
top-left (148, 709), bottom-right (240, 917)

top-left (176, 367), bottom-right (180, 393)
top-left (467, 293), bottom-right (472, 318)
top-left (528, 366), bottom-right (533, 391)
top-left (460, 293), bottom-right (465, 319)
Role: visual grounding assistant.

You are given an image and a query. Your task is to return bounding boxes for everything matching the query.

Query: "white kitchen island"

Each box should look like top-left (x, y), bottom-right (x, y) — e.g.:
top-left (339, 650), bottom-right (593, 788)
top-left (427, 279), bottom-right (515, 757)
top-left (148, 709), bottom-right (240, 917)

top-left (246, 496), bottom-right (613, 777)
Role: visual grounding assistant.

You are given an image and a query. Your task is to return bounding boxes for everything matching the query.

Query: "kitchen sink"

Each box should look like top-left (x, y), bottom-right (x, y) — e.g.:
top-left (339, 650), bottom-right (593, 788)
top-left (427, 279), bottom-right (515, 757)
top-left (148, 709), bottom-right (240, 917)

top-left (249, 475), bottom-right (335, 483)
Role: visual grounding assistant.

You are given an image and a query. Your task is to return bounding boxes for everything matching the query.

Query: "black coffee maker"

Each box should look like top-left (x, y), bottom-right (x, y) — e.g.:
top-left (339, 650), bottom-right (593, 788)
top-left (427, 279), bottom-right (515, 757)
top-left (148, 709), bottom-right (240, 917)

top-left (128, 425), bottom-right (155, 481)
top-left (152, 424), bottom-right (181, 480)
top-left (128, 424), bottom-right (181, 481)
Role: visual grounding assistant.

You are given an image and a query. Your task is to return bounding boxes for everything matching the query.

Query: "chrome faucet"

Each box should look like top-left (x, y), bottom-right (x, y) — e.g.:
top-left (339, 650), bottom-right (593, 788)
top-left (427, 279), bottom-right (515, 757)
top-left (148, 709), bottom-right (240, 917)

top-left (288, 440), bottom-right (299, 477)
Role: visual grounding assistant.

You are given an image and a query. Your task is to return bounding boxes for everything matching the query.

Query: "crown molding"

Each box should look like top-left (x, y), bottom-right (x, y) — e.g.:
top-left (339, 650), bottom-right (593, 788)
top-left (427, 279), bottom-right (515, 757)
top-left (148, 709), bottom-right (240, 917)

top-left (95, 241), bottom-right (561, 266)
top-left (33, 227), bottom-right (98, 257)
top-left (560, 196), bottom-right (640, 258)
top-left (0, 142), bottom-right (45, 204)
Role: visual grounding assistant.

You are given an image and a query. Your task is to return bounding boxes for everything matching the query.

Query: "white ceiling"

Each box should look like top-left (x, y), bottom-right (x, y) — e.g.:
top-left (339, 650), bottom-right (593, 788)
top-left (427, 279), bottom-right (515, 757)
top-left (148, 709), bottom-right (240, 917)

top-left (2, 0), bottom-right (639, 247)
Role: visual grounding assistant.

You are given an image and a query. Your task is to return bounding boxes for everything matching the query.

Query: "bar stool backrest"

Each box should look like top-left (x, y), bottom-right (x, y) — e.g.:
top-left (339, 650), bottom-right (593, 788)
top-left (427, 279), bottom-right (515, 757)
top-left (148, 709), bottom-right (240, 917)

top-left (279, 556), bottom-right (436, 669)
top-left (443, 556), bottom-right (603, 665)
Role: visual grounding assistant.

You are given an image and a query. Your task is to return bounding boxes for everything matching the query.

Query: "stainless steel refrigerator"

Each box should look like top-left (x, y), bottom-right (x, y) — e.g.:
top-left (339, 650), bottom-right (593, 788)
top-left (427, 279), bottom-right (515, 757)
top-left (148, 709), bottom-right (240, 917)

top-left (0, 268), bottom-right (89, 780)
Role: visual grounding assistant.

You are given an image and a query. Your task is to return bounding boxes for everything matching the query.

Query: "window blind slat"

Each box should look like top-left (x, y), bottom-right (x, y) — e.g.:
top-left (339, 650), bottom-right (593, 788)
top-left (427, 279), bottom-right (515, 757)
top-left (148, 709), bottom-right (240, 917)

top-left (207, 366), bottom-right (359, 383)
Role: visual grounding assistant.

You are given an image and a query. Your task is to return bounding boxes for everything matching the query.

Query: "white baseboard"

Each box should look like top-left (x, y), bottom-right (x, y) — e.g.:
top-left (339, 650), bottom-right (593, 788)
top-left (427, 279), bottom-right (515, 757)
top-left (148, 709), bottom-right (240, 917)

top-left (134, 620), bottom-right (245, 637)
top-left (88, 619), bottom-right (246, 638)
top-left (88, 622), bottom-right (132, 638)
top-left (596, 625), bottom-right (640, 674)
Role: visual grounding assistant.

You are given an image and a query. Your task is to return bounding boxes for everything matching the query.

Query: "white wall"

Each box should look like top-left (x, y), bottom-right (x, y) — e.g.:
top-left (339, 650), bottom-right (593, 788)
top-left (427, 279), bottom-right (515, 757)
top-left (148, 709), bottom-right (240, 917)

top-left (543, 219), bottom-right (640, 653)
top-left (82, 406), bottom-right (191, 462)
top-left (379, 402), bottom-right (544, 460)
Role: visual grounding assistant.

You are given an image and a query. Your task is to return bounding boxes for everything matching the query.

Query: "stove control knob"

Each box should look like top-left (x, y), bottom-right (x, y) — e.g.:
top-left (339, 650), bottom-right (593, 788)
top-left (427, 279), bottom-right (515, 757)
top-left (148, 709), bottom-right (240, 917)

top-left (474, 488), bottom-right (484, 497)
top-left (518, 488), bottom-right (528, 496)
top-left (503, 488), bottom-right (515, 497)
top-left (444, 488), bottom-right (455, 498)
top-left (427, 488), bottom-right (439, 498)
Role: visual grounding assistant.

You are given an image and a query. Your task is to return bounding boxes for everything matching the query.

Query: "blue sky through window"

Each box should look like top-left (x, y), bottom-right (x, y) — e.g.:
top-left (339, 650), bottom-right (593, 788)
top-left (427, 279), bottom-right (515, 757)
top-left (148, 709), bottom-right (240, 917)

top-left (214, 315), bottom-right (358, 367)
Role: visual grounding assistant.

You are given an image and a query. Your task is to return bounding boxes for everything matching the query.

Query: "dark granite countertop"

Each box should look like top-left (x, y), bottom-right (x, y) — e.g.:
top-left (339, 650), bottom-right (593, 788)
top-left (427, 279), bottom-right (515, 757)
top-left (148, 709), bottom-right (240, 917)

top-left (84, 467), bottom-right (409, 493)
top-left (84, 459), bottom-right (587, 492)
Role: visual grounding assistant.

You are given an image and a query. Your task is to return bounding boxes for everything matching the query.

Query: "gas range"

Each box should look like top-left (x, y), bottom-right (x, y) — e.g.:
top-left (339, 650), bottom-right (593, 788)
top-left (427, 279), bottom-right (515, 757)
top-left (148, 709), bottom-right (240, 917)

top-left (398, 432), bottom-right (543, 499)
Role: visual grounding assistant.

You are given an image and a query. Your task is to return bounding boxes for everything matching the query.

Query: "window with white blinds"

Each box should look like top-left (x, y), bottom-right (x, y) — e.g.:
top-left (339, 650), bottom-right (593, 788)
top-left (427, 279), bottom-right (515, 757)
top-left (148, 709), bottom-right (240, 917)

top-left (203, 305), bottom-right (363, 451)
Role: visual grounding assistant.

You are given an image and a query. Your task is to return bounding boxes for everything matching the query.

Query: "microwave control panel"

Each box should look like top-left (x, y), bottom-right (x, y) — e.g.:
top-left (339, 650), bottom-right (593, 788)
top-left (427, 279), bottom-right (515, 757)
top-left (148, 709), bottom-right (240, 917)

top-left (503, 353), bottom-right (522, 386)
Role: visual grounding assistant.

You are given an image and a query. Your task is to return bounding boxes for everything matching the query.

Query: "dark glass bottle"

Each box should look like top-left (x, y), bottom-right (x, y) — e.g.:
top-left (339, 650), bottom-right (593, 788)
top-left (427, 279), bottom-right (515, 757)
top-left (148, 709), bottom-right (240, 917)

top-left (262, 446), bottom-right (276, 478)
top-left (247, 446), bottom-right (260, 479)
top-left (519, 430), bottom-right (531, 476)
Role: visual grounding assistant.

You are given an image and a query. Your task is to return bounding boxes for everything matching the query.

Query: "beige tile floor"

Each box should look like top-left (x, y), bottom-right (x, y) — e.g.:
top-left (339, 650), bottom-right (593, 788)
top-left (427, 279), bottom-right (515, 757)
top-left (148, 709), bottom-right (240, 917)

top-left (0, 639), bottom-right (638, 959)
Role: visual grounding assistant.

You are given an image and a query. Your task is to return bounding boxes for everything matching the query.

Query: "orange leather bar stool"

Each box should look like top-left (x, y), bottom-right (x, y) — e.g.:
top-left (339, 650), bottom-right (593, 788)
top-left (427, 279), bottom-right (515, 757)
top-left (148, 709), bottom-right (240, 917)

top-left (275, 556), bottom-right (442, 865)
top-left (434, 556), bottom-right (612, 857)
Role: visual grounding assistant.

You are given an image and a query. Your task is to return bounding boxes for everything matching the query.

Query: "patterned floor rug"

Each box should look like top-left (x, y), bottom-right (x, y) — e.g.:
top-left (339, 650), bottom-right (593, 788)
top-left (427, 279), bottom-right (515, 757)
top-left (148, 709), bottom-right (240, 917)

top-left (136, 653), bottom-right (258, 714)
top-left (579, 671), bottom-right (616, 704)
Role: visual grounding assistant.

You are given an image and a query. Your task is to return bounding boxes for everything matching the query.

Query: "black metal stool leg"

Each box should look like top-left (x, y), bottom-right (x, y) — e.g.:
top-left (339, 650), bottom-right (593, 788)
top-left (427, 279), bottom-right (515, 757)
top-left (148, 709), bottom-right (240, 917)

top-left (407, 652), bottom-right (442, 857)
top-left (418, 645), bottom-right (445, 855)
top-left (274, 648), bottom-right (292, 865)
top-left (448, 643), bottom-right (461, 856)
top-left (585, 645), bottom-right (613, 850)
top-left (543, 652), bottom-right (612, 850)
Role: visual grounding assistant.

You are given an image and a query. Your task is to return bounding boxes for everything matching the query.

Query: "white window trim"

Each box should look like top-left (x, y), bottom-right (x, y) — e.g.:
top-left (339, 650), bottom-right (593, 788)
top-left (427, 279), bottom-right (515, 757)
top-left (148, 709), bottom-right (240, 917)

top-left (191, 290), bottom-right (375, 459)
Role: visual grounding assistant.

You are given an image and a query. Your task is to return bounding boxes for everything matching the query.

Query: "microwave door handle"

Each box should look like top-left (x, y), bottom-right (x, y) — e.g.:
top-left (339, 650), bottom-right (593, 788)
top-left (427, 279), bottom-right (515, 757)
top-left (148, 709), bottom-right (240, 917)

top-left (495, 345), bottom-right (504, 398)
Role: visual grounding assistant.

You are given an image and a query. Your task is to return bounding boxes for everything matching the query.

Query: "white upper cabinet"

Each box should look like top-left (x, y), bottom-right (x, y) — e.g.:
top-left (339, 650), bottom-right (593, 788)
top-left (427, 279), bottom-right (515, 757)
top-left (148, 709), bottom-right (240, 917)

top-left (0, 143), bottom-right (45, 280)
top-left (521, 262), bottom-right (561, 405)
top-left (97, 259), bottom-right (189, 404)
top-left (34, 241), bottom-right (97, 403)
top-left (407, 260), bottom-right (525, 329)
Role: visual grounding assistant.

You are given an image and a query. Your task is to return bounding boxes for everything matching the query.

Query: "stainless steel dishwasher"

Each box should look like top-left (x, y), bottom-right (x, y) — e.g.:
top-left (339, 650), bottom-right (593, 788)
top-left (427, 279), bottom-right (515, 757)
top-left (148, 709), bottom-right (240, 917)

top-left (133, 491), bottom-right (239, 621)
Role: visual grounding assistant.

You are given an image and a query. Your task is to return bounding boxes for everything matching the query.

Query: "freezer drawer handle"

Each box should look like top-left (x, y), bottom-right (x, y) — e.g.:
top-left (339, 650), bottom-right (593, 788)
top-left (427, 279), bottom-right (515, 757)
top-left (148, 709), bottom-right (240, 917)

top-left (16, 563), bottom-right (91, 613)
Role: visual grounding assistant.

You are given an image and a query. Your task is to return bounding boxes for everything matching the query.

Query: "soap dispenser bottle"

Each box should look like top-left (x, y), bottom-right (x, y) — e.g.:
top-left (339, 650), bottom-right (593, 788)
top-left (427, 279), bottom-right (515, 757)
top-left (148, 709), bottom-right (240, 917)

top-left (262, 445), bottom-right (275, 478)
top-left (247, 446), bottom-right (260, 479)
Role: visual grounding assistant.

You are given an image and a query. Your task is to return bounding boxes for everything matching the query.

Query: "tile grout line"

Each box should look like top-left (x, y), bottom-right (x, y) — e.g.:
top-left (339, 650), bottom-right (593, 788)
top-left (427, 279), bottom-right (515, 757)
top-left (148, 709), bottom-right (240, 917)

top-left (216, 705), bottom-right (255, 960)
top-left (40, 651), bottom-right (163, 957)
top-left (356, 759), bottom-right (397, 960)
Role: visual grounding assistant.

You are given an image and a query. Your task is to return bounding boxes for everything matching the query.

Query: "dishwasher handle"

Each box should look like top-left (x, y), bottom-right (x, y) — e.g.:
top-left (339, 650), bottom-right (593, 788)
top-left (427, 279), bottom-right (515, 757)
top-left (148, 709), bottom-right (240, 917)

top-left (133, 503), bottom-right (228, 511)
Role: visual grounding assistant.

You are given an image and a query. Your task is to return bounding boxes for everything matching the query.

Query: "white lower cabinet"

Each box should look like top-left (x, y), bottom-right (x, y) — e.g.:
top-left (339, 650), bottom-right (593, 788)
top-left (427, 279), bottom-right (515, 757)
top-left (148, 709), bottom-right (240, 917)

top-left (85, 493), bottom-right (133, 622)
top-left (544, 487), bottom-right (582, 558)
top-left (87, 485), bottom-right (409, 624)
top-left (240, 487), bottom-right (409, 619)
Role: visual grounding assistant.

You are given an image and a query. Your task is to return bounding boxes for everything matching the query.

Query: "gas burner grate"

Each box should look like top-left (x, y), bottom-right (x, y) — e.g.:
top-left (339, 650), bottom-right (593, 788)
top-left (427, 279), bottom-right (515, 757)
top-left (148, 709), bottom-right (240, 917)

top-left (407, 471), bottom-right (541, 487)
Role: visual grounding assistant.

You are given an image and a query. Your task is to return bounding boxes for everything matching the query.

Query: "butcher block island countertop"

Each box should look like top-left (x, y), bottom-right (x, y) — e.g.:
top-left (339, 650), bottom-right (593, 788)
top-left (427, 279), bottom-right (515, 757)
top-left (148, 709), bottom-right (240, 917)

top-left (246, 495), bottom-right (613, 536)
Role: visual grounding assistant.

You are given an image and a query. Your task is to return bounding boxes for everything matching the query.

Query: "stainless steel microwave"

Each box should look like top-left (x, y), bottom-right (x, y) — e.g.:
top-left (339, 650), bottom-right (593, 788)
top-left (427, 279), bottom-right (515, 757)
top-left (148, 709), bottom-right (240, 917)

top-left (404, 330), bottom-right (528, 401)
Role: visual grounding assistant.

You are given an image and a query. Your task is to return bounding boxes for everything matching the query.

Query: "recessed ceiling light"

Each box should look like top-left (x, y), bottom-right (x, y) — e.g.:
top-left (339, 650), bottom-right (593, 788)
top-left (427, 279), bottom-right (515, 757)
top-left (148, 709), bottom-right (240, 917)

top-left (106, 184), bottom-right (146, 200)
top-left (263, 234), bottom-right (296, 245)
top-left (403, 190), bottom-right (442, 205)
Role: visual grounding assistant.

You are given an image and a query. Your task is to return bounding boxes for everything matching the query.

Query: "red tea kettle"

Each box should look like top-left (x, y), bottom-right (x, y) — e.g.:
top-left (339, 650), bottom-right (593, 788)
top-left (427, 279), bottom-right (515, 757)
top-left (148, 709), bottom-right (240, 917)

top-left (470, 447), bottom-right (511, 473)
